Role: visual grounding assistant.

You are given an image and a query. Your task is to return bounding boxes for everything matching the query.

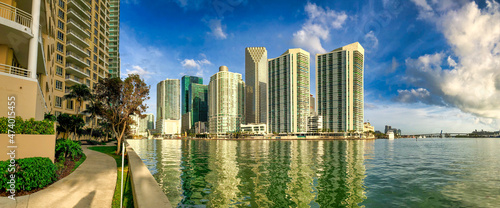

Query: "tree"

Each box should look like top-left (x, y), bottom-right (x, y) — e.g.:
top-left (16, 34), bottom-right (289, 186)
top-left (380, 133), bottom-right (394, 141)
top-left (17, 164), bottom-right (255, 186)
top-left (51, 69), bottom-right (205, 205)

top-left (95, 74), bottom-right (150, 154)
top-left (57, 113), bottom-right (85, 140)
top-left (64, 84), bottom-right (92, 115)
top-left (82, 101), bottom-right (103, 140)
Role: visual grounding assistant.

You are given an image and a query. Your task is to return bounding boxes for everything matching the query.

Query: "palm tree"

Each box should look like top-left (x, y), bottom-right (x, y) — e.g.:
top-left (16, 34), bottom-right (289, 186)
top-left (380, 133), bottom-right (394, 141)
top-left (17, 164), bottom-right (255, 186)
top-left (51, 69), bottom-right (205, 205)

top-left (82, 101), bottom-right (103, 140)
top-left (64, 84), bottom-right (92, 115)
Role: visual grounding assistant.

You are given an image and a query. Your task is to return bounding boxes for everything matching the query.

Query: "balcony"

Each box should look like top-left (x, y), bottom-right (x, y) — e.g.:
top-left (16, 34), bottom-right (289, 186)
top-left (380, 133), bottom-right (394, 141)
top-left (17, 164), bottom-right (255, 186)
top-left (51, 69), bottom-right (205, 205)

top-left (67, 9), bottom-right (90, 29)
top-left (67, 40), bottom-right (90, 58)
top-left (0, 2), bottom-right (31, 28)
top-left (67, 29), bottom-right (90, 47)
top-left (67, 0), bottom-right (90, 20)
top-left (0, 63), bottom-right (31, 78)
top-left (65, 74), bottom-right (82, 86)
top-left (67, 19), bottom-right (90, 38)
top-left (66, 63), bottom-right (89, 78)
top-left (66, 51), bottom-right (89, 68)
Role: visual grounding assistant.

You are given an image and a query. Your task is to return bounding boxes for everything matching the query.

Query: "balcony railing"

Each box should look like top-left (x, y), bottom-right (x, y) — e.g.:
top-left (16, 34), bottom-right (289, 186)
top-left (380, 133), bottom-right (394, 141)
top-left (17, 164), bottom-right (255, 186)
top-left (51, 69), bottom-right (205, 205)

top-left (65, 74), bottom-right (82, 84)
top-left (67, 9), bottom-right (90, 28)
top-left (67, 19), bottom-right (90, 37)
top-left (0, 63), bottom-right (30, 78)
top-left (67, 29), bottom-right (90, 46)
top-left (67, 0), bottom-right (90, 19)
top-left (0, 2), bottom-right (32, 28)
top-left (67, 40), bottom-right (90, 56)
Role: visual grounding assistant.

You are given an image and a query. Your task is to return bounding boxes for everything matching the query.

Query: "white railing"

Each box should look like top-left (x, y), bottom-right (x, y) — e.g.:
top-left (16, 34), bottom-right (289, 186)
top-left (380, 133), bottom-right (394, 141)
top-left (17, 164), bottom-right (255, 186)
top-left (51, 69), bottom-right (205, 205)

top-left (65, 74), bottom-right (82, 83)
top-left (0, 2), bottom-right (32, 28)
top-left (67, 9), bottom-right (90, 27)
top-left (0, 63), bottom-right (31, 78)
top-left (67, 0), bottom-right (90, 18)
top-left (67, 29), bottom-right (90, 46)
top-left (67, 19), bottom-right (91, 36)
top-left (67, 40), bottom-right (90, 56)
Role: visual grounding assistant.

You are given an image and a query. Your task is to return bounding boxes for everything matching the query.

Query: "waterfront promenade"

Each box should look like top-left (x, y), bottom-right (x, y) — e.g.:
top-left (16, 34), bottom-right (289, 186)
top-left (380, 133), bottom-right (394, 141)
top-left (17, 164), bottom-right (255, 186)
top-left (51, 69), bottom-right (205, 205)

top-left (0, 147), bottom-right (116, 208)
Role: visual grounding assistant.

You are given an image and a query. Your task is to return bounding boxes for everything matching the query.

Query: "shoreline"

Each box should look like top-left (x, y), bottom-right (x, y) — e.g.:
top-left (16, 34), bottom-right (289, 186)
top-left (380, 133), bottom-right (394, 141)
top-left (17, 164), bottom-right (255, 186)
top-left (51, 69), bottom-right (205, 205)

top-left (147, 137), bottom-right (377, 141)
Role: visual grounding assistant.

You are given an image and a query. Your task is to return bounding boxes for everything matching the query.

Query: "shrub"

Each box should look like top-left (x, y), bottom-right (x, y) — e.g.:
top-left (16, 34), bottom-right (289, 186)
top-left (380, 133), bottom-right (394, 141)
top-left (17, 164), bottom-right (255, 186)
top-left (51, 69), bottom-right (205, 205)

top-left (0, 157), bottom-right (57, 191)
top-left (55, 139), bottom-right (83, 160)
top-left (0, 117), bottom-right (54, 135)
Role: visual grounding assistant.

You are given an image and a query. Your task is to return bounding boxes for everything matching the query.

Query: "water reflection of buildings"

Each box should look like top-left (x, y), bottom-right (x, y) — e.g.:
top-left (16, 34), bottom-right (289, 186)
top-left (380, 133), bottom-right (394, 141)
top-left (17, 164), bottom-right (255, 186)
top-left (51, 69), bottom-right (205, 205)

top-left (133, 140), bottom-right (367, 207)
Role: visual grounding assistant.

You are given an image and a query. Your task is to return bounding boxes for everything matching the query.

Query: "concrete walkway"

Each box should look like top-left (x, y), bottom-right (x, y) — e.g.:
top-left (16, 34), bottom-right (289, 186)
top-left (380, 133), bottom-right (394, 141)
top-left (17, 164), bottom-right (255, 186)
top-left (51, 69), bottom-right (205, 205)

top-left (0, 147), bottom-right (117, 208)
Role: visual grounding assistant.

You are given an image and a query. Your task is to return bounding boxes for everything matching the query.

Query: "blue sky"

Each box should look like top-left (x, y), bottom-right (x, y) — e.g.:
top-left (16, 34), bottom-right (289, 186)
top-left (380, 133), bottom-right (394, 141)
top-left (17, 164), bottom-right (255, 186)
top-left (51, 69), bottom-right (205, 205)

top-left (119, 0), bottom-right (500, 134)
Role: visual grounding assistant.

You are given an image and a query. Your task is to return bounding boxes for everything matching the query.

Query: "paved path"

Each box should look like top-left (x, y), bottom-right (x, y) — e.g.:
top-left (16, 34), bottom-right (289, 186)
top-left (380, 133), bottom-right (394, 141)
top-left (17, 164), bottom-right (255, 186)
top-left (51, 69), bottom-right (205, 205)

top-left (0, 147), bottom-right (117, 208)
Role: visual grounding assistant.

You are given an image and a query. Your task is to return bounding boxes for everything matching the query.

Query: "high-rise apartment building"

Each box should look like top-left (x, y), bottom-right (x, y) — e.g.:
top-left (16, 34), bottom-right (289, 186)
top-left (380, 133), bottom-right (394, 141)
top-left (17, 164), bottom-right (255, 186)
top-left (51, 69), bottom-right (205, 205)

top-left (130, 113), bottom-right (154, 136)
top-left (268, 48), bottom-right (310, 133)
top-left (157, 78), bottom-right (180, 135)
top-left (157, 78), bottom-right (180, 120)
top-left (208, 66), bottom-right (245, 135)
top-left (0, 0), bottom-right (55, 120)
top-left (108, 0), bottom-right (120, 77)
top-left (316, 42), bottom-right (364, 132)
top-left (245, 47), bottom-right (268, 125)
top-left (181, 75), bottom-right (203, 115)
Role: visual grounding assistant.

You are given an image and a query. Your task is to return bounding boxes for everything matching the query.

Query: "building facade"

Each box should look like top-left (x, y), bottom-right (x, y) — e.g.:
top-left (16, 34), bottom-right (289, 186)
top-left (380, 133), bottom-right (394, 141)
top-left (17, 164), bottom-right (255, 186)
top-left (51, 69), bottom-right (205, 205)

top-left (316, 42), bottom-right (364, 132)
top-left (208, 66), bottom-right (245, 135)
top-left (245, 47), bottom-right (268, 125)
top-left (157, 78), bottom-right (180, 134)
top-left (189, 83), bottom-right (208, 128)
top-left (241, 123), bottom-right (267, 135)
top-left (307, 115), bottom-right (323, 133)
top-left (130, 113), bottom-right (154, 136)
top-left (108, 0), bottom-right (120, 77)
top-left (268, 48), bottom-right (310, 133)
top-left (181, 75), bottom-right (203, 116)
top-left (0, 0), bottom-right (55, 120)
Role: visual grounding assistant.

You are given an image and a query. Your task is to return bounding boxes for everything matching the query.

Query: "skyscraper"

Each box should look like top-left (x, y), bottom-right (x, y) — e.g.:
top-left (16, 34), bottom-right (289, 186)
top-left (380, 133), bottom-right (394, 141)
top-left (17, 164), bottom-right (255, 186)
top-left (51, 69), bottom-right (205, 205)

top-left (208, 66), bottom-right (245, 135)
top-left (109, 0), bottom-right (121, 78)
top-left (157, 79), bottom-right (180, 135)
top-left (245, 47), bottom-right (268, 125)
top-left (268, 48), bottom-right (310, 133)
top-left (189, 83), bottom-right (208, 126)
top-left (316, 42), bottom-right (364, 132)
top-left (181, 75), bottom-right (203, 115)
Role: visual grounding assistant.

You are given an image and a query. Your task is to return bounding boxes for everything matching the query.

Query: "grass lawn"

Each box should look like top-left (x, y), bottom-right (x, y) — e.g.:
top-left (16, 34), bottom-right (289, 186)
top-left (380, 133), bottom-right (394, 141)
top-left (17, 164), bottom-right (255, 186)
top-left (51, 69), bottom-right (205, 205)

top-left (88, 146), bottom-right (134, 208)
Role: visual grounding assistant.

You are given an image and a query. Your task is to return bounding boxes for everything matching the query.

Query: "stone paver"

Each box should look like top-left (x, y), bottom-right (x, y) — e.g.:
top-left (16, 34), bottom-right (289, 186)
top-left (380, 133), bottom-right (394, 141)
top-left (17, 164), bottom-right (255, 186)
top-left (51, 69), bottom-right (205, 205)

top-left (0, 147), bottom-right (117, 208)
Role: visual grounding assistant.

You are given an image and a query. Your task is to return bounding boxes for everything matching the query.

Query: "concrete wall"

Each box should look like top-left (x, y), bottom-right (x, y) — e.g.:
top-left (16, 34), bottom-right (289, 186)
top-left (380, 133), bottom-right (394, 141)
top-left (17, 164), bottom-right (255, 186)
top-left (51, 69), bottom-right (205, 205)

top-left (0, 75), bottom-right (39, 120)
top-left (126, 145), bottom-right (172, 208)
top-left (0, 134), bottom-right (56, 162)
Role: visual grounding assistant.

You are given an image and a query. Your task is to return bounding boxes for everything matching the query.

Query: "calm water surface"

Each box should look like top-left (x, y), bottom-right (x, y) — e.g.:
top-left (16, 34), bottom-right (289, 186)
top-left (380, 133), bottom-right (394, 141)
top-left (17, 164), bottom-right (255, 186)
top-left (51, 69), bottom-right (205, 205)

top-left (127, 138), bottom-right (500, 207)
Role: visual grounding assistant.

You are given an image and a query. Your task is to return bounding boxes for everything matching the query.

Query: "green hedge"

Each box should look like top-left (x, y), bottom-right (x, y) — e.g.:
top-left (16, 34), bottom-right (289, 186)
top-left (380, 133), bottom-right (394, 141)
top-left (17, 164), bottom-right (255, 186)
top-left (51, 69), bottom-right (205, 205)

top-left (55, 139), bottom-right (83, 159)
top-left (0, 117), bottom-right (54, 135)
top-left (0, 157), bottom-right (57, 191)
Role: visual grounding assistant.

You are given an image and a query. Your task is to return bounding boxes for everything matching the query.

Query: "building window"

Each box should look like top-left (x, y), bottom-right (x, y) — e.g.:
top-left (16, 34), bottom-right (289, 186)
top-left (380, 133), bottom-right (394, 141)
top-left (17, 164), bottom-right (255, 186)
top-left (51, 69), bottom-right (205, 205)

top-left (58, 20), bottom-right (64, 30)
top-left (57, 54), bottom-right (63, 63)
top-left (66, 100), bottom-right (74, 110)
top-left (93, 73), bottom-right (97, 80)
top-left (93, 64), bottom-right (97, 71)
top-left (59, 0), bottom-right (65, 8)
top-left (55, 97), bottom-right (62, 108)
top-left (55, 80), bottom-right (63, 90)
top-left (57, 43), bottom-right (63, 52)
top-left (57, 31), bottom-right (64, 40)
top-left (58, 10), bottom-right (64, 19)
top-left (94, 38), bottom-right (98, 44)
top-left (94, 46), bottom-right (97, 53)
top-left (86, 69), bottom-right (91, 76)
top-left (86, 79), bottom-right (91, 87)
top-left (56, 66), bottom-right (63, 76)
top-left (94, 29), bottom-right (97, 36)
top-left (94, 55), bottom-right (97, 61)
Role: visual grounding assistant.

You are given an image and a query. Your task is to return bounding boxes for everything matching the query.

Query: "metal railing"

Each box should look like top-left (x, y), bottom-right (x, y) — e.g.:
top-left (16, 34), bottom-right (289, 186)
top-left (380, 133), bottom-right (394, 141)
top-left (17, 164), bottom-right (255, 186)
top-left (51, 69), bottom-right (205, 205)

top-left (67, 19), bottom-right (91, 36)
top-left (67, 9), bottom-right (90, 27)
top-left (0, 2), bottom-right (32, 28)
top-left (67, 40), bottom-right (90, 56)
top-left (65, 74), bottom-right (82, 83)
top-left (67, 0), bottom-right (90, 18)
top-left (67, 29), bottom-right (90, 46)
top-left (0, 63), bottom-right (30, 78)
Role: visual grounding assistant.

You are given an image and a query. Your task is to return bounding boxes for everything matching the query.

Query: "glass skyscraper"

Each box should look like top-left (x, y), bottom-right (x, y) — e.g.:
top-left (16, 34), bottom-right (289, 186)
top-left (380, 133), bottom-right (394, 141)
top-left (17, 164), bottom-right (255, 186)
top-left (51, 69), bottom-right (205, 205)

top-left (181, 75), bottom-right (203, 116)
top-left (189, 83), bottom-right (208, 126)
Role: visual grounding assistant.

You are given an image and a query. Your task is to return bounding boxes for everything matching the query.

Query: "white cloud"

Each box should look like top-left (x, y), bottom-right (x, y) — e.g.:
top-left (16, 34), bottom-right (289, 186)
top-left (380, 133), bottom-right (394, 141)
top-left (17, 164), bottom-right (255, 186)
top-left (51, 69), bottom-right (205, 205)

top-left (391, 57), bottom-right (399, 73)
top-left (292, 2), bottom-right (347, 55)
top-left (207, 19), bottom-right (227, 40)
top-left (122, 65), bottom-right (154, 79)
top-left (365, 103), bottom-right (500, 134)
top-left (180, 58), bottom-right (212, 77)
top-left (364, 31), bottom-right (379, 49)
top-left (402, 1), bottom-right (500, 119)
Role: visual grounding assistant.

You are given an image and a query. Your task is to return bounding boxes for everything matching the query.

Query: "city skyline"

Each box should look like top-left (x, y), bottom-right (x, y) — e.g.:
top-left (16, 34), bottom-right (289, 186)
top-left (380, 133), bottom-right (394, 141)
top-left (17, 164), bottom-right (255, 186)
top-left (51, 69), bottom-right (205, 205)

top-left (119, 0), bottom-right (500, 134)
